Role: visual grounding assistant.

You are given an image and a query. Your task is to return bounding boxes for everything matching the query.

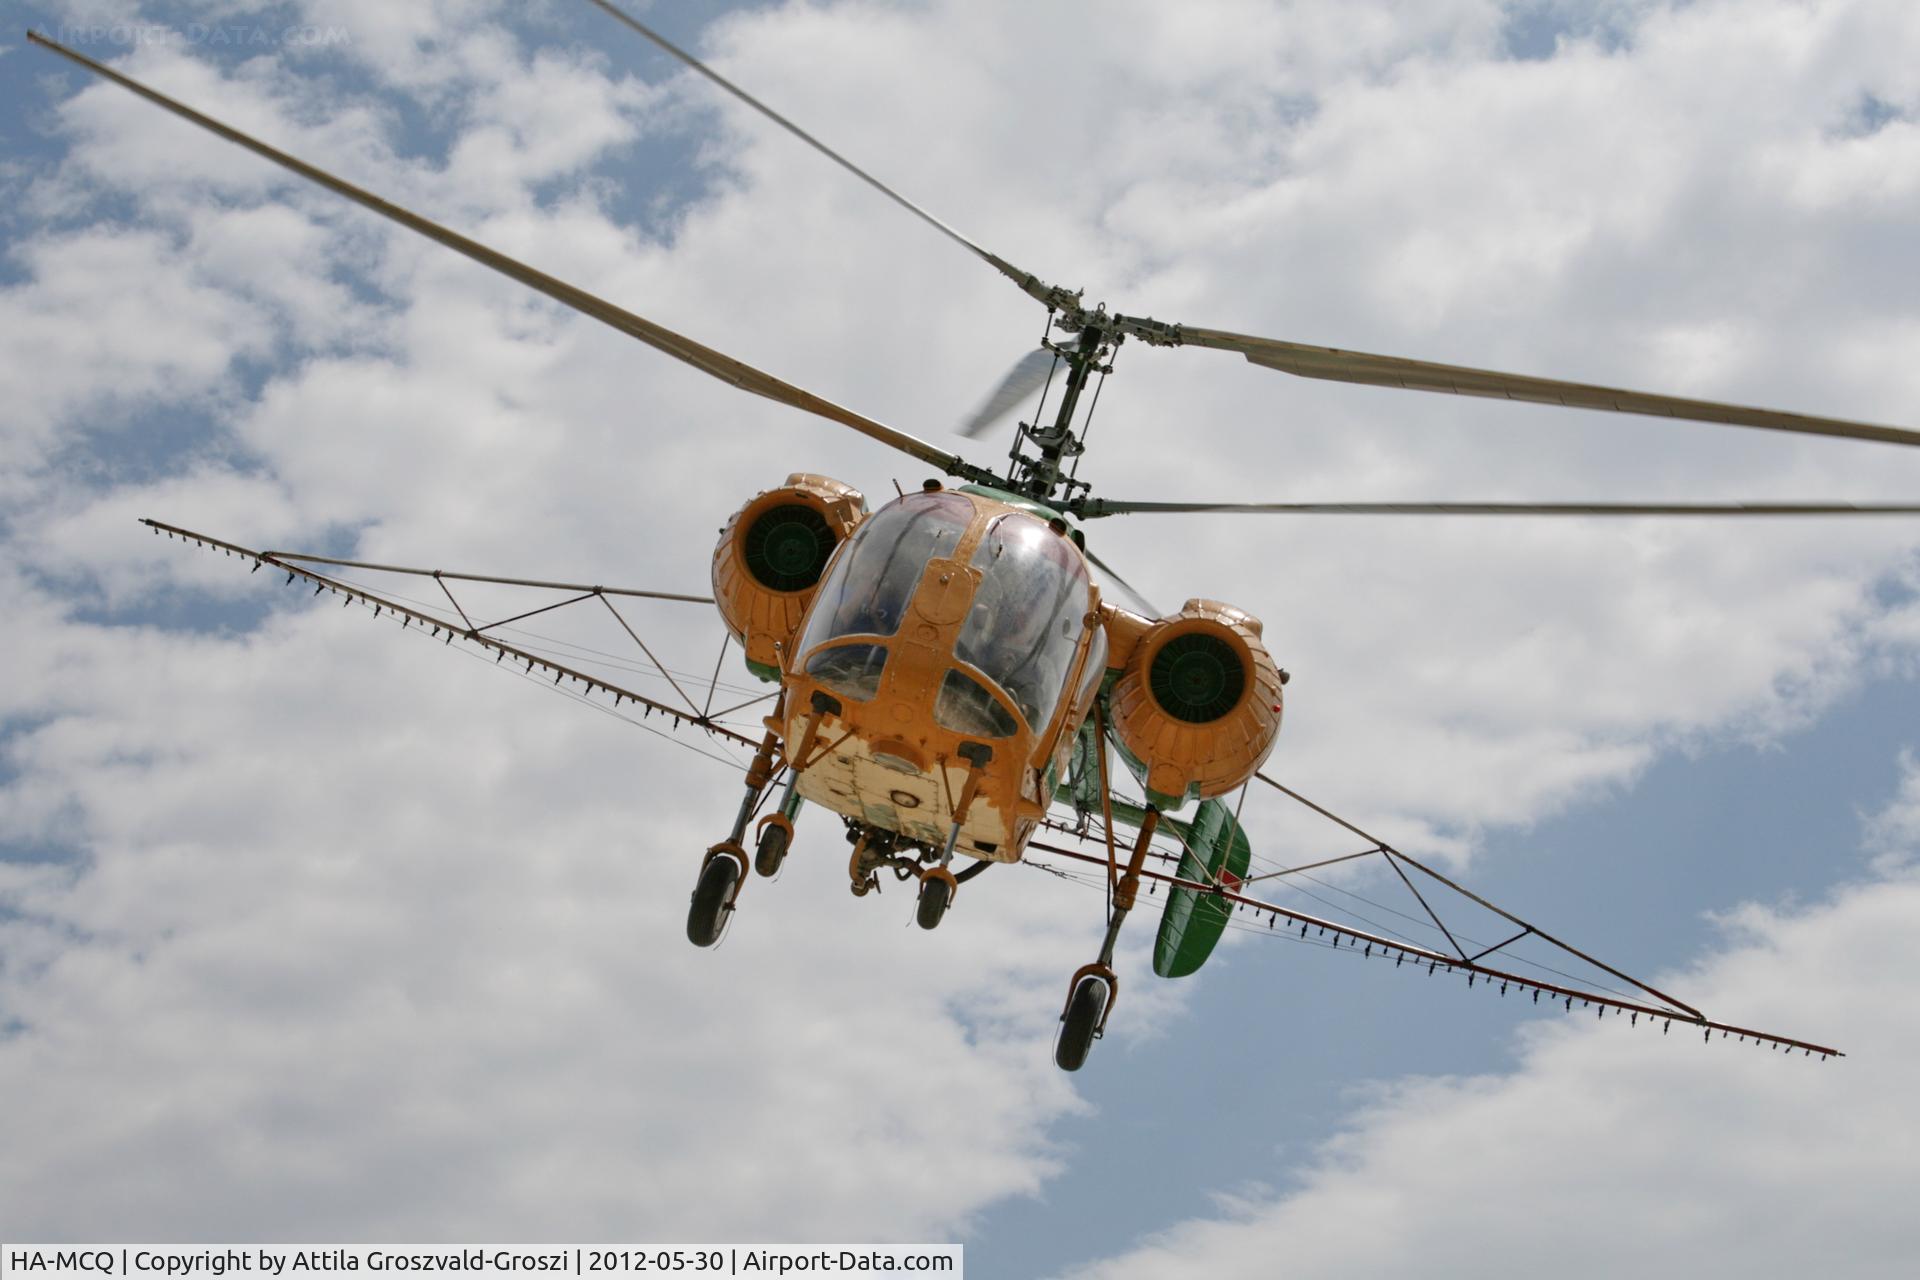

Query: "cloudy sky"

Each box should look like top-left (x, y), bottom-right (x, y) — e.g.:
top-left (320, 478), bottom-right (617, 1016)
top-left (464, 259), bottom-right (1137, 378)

top-left (4, 0), bottom-right (1919, 1273)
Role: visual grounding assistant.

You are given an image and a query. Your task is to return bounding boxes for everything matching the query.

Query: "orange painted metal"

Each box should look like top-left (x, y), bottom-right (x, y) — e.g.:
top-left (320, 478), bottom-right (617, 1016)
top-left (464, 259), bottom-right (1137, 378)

top-left (1111, 807), bottom-right (1160, 914)
top-left (918, 863), bottom-right (959, 899)
top-left (742, 727), bottom-right (782, 794)
top-left (1109, 598), bottom-right (1284, 802)
top-left (780, 709), bottom-right (824, 775)
top-left (782, 488), bottom-right (1108, 865)
top-left (711, 473), bottom-right (866, 670)
top-left (1098, 604), bottom-right (1153, 671)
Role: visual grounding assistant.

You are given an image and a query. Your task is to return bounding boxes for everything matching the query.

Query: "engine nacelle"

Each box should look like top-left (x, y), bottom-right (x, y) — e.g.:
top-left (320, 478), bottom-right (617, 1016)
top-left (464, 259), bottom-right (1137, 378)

top-left (712, 473), bottom-right (866, 677)
top-left (1109, 598), bottom-right (1283, 808)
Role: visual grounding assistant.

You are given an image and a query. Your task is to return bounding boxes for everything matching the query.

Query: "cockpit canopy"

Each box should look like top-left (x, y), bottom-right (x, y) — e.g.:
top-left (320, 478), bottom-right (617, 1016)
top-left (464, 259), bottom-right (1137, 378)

top-left (794, 490), bottom-right (1092, 739)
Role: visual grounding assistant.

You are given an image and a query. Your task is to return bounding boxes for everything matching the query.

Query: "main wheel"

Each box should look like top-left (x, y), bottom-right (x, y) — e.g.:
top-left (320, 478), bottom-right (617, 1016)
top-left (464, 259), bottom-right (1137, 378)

top-left (687, 854), bottom-right (741, 947)
top-left (1054, 975), bottom-right (1108, 1072)
top-left (915, 873), bottom-right (953, 930)
top-left (754, 821), bottom-right (792, 877)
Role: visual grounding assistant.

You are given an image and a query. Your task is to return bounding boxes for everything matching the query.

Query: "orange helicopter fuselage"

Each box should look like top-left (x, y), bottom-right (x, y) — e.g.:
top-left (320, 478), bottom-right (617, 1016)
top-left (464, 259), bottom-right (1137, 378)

top-left (777, 486), bottom-right (1109, 863)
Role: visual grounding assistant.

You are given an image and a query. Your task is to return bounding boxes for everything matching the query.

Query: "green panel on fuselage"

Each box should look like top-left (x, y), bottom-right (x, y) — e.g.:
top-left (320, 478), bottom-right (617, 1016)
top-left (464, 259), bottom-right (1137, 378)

top-left (1152, 797), bottom-right (1251, 978)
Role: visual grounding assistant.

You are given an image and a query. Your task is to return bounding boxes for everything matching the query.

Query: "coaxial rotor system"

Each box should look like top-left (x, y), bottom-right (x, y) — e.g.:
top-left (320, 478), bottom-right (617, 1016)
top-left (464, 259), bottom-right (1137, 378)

top-left (27, 16), bottom-right (1920, 522)
top-left (31, 0), bottom-right (1908, 1073)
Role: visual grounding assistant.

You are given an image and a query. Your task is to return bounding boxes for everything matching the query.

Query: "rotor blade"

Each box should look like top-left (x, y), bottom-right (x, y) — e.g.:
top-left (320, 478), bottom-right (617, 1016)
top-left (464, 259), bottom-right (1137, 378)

top-left (1079, 499), bottom-right (1920, 518)
top-left (584, 0), bottom-right (1074, 312)
top-left (1085, 548), bottom-right (1159, 616)
top-left (1172, 325), bottom-right (1920, 449)
top-left (959, 348), bottom-right (1055, 438)
top-left (28, 31), bottom-right (969, 478)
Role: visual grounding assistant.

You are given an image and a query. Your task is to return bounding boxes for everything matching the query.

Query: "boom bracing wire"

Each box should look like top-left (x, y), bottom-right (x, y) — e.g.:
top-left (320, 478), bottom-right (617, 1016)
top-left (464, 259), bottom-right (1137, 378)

top-left (1024, 767), bottom-right (1844, 1061)
top-left (142, 519), bottom-right (762, 753)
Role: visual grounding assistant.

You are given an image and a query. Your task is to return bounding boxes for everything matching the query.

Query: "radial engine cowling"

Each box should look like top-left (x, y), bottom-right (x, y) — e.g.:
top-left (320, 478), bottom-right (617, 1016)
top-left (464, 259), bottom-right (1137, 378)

top-left (1109, 598), bottom-right (1283, 808)
top-left (712, 473), bottom-right (866, 677)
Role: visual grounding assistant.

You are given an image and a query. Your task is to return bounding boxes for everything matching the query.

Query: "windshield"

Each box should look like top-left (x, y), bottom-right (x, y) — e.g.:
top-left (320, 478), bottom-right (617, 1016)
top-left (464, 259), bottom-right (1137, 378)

top-left (797, 491), bottom-right (973, 655)
top-left (954, 513), bottom-right (1089, 731)
top-left (934, 668), bottom-right (1020, 739)
top-left (804, 642), bottom-right (888, 703)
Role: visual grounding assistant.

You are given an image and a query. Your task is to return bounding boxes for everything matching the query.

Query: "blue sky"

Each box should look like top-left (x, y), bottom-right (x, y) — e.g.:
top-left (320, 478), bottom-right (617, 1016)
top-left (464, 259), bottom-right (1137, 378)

top-left (4, 2), bottom-right (1920, 1275)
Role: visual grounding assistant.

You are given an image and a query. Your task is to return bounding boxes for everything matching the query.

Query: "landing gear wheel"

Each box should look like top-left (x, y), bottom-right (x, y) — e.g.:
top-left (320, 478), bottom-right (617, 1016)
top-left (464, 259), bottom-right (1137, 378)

top-left (754, 817), bottom-right (792, 877)
top-left (687, 853), bottom-right (741, 947)
top-left (915, 872), bottom-right (954, 930)
top-left (1054, 975), bottom-right (1108, 1072)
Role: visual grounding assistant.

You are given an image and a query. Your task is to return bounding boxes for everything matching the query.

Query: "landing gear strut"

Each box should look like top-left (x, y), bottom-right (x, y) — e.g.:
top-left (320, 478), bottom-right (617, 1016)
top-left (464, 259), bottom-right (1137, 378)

top-left (688, 723), bottom-right (787, 948)
top-left (751, 698), bottom-right (827, 880)
top-left (1054, 806), bottom-right (1159, 1071)
top-left (915, 742), bottom-right (991, 931)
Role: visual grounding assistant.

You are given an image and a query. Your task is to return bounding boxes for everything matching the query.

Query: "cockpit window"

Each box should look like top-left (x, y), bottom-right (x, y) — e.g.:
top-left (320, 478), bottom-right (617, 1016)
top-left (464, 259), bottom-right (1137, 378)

top-left (797, 491), bottom-right (973, 654)
top-left (805, 642), bottom-right (888, 703)
top-left (955, 513), bottom-right (1089, 731)
top-left (934, 668), bottom-right (1019, 739)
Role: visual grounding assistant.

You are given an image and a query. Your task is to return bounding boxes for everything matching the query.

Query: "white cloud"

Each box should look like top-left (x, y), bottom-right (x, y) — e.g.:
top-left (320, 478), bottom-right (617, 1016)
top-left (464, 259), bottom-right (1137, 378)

top-left (0, 581), bottom-right (1124, 1238)
top-left (0, 226), bottom-right (269, 476)
top-left (2, 0), bottom-right (1918, 1254)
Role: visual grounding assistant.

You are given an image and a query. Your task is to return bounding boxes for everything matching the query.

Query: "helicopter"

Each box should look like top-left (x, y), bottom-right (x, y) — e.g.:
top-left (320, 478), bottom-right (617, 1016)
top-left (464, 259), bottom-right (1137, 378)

top-left (29, 2), bottom-right (1919, 1073)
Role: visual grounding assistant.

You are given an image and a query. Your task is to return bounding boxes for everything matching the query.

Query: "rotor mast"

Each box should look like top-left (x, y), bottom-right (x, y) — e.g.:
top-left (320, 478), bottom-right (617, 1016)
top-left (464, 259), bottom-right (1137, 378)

top-left (1007, 308), bottom-right (1116, 506)
top-left (1001, 306), bottom-right (1185, 507)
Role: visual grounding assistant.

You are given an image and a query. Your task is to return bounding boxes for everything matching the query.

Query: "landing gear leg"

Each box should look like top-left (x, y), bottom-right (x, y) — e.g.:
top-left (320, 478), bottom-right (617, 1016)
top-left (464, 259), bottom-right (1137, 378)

top-left (688, 725), bottom-right (782, 948)
top-left (917, 743), bottom-right (991, 931)
top-left (754, 701), bottom-right (827, 879)
top-left (1054, 806), bottom-right (1159, 1071)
